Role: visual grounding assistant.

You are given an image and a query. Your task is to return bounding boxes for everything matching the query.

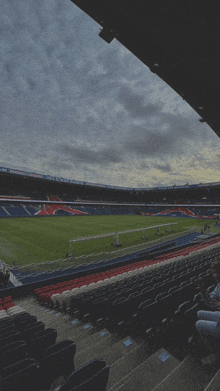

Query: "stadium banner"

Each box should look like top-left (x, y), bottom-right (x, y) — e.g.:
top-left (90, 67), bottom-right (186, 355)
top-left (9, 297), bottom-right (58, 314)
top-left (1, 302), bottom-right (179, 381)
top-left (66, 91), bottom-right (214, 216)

top-left (10, 170), bottom-right (30, 176)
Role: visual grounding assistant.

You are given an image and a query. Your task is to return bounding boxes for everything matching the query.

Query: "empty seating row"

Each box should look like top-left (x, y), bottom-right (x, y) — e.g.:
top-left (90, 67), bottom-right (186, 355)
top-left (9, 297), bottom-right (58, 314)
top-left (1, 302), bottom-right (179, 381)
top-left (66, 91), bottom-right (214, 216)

top-left (68, 268), bottom-right (213, 328)
top-left (0, 307), bottom-right (110, 391)
top-left (4, 206), bottom-right (30, 217)
top-left (1, 355), bottom-right (109, 391)
top-left (0, 296), bottom-right (28, 320)
top-left (34, 237), bottom-right (219, 306)
top-left (31, 251), bottom-right (215, 343)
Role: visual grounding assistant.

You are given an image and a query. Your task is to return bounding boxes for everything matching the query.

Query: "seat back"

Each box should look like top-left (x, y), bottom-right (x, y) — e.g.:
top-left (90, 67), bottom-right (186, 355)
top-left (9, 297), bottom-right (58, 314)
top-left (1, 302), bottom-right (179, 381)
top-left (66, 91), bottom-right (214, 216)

top-left (0, 339), bottom-right (26, 354)
top-left (13, 313), bottom-right (32, 323)
top-left (168, 286), bottom-right (178, 294)
top-left (60, 359), bottom-right (107, 391)
top-left (22, 321), bottom-right (45, 341)
top-left (41, 339), bottom-right (74, 359)
top-left (72, 365), bottom-right (110, 391)
top-left (28, 328), bottom-right (57, 359)
top-left (2, 358), bottom-right (37, 379)
top-left (1, 359), bottom-right (39, 391)
top-left (0, 331), bottom-right (21, 348)
top-left (0, 324), bottom-right (16, 335)
top-left (139, 301), bottom-right (162, 329)
top-left (0, 341), bottom-right (27, 370)
top-left (138, 298), bottom-right (153, 311)
top-left (0, 319), bottom-right (13, 328)
top-left (0, 329), bottom-right (17, 339)
top-left (33, 327), bottom-right (57, 342)
top-left (155, 292), bottom-right (167, 301)
top-left (16, 316), bottom-right (37, 331)
top-left (40, 342), bottom-right (76, 389)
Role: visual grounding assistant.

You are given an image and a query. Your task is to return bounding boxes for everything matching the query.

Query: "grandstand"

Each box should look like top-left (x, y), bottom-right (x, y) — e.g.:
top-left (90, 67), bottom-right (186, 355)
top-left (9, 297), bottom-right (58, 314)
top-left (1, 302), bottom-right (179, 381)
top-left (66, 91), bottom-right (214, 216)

top-left (1, 166), bottom-right (220, 389)
top-left (3, 0), bottom-right (220, 386)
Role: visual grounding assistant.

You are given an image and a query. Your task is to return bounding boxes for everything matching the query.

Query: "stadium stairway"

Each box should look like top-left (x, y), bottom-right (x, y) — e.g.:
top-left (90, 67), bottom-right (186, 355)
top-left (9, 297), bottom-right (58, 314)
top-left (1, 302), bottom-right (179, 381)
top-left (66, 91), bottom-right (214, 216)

top-left (12, 296), bottom-right (220, 391)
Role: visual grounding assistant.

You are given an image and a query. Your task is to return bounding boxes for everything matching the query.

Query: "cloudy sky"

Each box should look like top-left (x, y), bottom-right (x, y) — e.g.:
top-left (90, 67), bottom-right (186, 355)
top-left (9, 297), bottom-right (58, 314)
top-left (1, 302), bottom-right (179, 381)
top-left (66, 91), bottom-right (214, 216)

top-left (1, 0), bottom-right (220, 189)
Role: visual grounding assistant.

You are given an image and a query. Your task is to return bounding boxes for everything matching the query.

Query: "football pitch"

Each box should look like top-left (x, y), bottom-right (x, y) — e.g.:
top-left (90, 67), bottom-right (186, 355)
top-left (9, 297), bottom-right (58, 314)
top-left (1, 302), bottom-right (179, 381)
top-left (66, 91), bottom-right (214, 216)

top-left (0, 215), bottom-right (217, 267)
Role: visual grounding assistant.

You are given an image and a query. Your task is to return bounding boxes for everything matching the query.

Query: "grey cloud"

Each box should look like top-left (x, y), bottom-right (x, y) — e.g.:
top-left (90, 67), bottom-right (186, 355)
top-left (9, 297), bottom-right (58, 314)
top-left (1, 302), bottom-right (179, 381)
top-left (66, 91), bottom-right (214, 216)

top-left (122, 101), bottom-right (214, 159)
top-left (124, 126), bottom-right (179, 157)
top-left (58, 145), bottom-right (124, 166)
top-left (45, 157), bottom-right (73, 171)
top-left (138, 162), bottom-right (149, 169)
top-left (153, 164), bottom-right (172, 172)
top-left (118, 87), bottom-right (163, 118)
top-left (97, 47), bottom-right (123, 78)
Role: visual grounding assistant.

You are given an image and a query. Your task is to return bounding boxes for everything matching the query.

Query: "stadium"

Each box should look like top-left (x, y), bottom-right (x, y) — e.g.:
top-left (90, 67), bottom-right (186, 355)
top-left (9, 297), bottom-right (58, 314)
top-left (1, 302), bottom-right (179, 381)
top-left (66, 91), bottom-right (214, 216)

top-left (1, 1), bottom-right (220, 391)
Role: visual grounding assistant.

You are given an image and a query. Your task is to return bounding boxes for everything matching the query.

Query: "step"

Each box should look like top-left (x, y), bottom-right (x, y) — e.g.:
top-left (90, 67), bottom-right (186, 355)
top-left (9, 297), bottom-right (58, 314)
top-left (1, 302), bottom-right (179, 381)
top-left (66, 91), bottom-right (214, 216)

top-left (30, 309), bottom-right (68, 323)
top-left (14, 298), bottom-right (39, 309)
top-left (56, 322), bottom-right (97, 342)
top-left (109, 348), bottom-right (179, 391)
top-left (153, 356), bottom-right (210, 391)
top-left (14, 300), bottom-right (57, 320)
top-left (74, 332), bottom-right (121, 358)
top-left (13, 299), bottom-right (99, 342)
top-left (13, 305), bottom-right (81, 331)
top-left (14, 297), bottom-right (36, 305)
top-left (15, 309), bottom-right (75, 332)
top-left (74, 336), bottom-right (138, 369)
top-left (72, 328), bottom-right (112, 352)
top-left (204, 369), bottom-right (220, 391)
top-left (12, 298), bottom-right (105, 345)
top-left (107, 342), bottom-right (150, 390)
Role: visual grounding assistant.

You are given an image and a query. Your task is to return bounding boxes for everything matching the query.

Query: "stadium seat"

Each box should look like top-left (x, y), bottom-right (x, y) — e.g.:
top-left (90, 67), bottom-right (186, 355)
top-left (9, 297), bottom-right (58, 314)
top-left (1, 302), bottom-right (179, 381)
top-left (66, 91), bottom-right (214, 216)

top-left (1, 358), bottom-right (39, 391)
top-left (40, 340), bottom-right (76, 389)
top-left (0, 340), bottom-right (27, 370)
top-left (7, 308), bottom-right (27, 319)
top-left (0, 318), bottom-right (13, 328)
top-left (51, 293), bottom-right (61, 306)
top-left (175, 300), bottom-right (194, 318)
top-left (0, 330), bottom-right (21, 348)
top-left (15, 316), bottom-right (38, 331)
top-left (59, 359), bottom-right (110, 391)
top-left (0, 310), bottom-right (9, 319)
top-left (0, 323), bottom-right (15, 335)
top-left (27, 328), bottom-right (57, 359)
top-left (13, 313), bottom-right (37, 330)
top-left (21, 321), bottom-right (45, 341)
top-left (137, 301), bottom-right (162, 334)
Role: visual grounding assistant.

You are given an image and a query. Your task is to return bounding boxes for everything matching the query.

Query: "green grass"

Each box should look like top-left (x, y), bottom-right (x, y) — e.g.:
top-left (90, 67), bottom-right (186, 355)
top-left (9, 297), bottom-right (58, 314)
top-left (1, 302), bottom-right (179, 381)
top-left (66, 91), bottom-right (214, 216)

top-left (0, 215), bottom-right (217, 267)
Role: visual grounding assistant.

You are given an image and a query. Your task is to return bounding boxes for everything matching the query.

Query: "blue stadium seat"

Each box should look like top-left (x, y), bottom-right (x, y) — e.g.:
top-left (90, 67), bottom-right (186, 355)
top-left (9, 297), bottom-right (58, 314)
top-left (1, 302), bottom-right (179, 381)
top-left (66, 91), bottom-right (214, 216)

top-left (59, 359), bottom-right (110, 391)
top-left (0, 340), bottom-right (27, 370)
top-left (0, 323), bottom-right (15, 335)
top-left (0, 330), bottom-right (21, 348)
top-left (40, 340), bottom-right (76, 389)
top-left (21, 321), bottom-right (45, 341)
top-left (27, 328), bottom-right (57, 359)
top-left (175, 300), bottom-right (193, 317)
top-left (0, 207), bottom-right (9, 217)
top-left (137, 301), bottom-right (162, 334)
top-left (1, 358), bottom-right (39, 391)
top-left (15, 316), bottom-right (37, 331)
top-left (0, 318), bottom-right (13, 328)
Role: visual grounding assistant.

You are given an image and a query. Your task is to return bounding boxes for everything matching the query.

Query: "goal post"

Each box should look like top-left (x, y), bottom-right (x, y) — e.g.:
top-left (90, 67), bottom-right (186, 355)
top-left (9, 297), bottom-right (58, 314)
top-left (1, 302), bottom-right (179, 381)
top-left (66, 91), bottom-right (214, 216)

top-left (68, 223), bottom-right (177, 258)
